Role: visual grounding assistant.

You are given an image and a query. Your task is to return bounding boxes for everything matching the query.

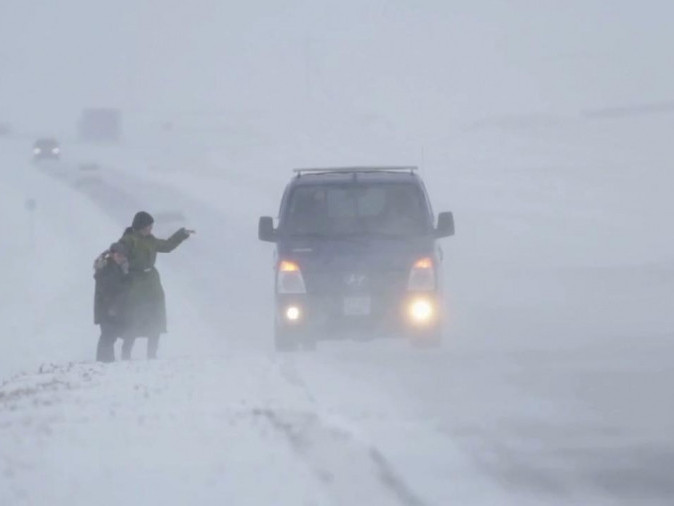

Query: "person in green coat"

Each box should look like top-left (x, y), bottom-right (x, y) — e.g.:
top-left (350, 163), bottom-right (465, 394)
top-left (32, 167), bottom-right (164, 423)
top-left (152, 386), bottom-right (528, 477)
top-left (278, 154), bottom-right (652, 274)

top-left (119, 211), bottom-right (193, 359)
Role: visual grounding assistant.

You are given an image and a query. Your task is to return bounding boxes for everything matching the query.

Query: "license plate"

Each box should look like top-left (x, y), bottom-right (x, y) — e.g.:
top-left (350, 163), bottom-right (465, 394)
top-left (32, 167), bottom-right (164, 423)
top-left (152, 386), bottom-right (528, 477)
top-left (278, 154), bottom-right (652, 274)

top-left (343, 296), bottom-right (371, 316)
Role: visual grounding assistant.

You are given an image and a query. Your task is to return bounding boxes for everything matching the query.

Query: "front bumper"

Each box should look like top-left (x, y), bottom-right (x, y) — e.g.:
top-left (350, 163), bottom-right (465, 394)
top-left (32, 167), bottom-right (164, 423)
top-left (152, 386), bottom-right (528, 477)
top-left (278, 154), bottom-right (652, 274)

top-left (33, 154), bottom-right (60, 161)
top-left (275, 291), bottom-right (442, 338)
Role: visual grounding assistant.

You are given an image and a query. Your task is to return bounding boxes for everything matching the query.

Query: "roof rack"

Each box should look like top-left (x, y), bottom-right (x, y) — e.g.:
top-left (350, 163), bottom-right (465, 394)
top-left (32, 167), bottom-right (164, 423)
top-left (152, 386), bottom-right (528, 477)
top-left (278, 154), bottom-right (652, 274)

top-left (293, 166), bottom-right (418, 176)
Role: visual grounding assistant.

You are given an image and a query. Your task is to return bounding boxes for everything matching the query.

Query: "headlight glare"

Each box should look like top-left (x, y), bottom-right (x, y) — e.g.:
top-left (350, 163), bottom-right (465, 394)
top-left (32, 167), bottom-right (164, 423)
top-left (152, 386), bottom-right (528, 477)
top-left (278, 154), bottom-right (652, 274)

top-left (285, 306), bottom-right (301, 321)
top-left (408, 298), bottom-right (434, 323)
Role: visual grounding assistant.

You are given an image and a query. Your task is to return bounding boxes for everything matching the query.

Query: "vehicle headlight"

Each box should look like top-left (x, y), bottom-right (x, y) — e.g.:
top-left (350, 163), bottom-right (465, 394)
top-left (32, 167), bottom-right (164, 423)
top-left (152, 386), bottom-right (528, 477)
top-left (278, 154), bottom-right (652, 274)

top-left (408, 257), bottom-right (436, 291)
top-left (277, 260), bottom-right (306, 294)
top-left (408, 298), bottom-right (434, 324)
top-left (33, 148), bottom-right (41, 154)
top-left (285, 305), bottom-right (301, 321)
top-left (52, 147), bottom-right (60, 154)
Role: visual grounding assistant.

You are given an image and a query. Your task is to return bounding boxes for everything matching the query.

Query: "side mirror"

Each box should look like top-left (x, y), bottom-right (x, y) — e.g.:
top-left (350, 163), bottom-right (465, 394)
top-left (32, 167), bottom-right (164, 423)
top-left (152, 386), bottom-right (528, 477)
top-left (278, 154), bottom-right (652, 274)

top-left (435, 211), bottom-right (455, 238)
top-left (258, 216), bottom-right (277, 242)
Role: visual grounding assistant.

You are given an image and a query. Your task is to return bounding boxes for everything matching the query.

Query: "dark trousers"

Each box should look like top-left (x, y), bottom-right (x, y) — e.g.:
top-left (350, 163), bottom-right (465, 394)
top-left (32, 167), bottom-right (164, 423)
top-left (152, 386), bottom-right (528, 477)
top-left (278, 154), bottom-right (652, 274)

top-left (121, 334), bottom-right (160, 360)
top-left (96, 323), bottom-right (122, 362)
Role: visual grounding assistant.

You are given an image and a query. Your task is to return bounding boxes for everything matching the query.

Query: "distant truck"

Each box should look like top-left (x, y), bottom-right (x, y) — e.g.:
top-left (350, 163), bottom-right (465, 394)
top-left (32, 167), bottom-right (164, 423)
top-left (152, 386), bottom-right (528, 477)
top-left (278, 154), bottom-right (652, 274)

top-left (77, 108), bottom-right (121, 142)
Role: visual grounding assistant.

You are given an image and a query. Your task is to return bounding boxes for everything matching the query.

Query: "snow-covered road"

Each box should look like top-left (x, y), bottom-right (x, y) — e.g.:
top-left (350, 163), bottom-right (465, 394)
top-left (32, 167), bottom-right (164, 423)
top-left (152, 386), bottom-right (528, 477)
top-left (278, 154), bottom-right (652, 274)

top-left (2, 340), bottom-right (672, 505)
top-left (0, 357), bottom-right (452, 506)
top-left (1, 116), bottom-right (673, 505)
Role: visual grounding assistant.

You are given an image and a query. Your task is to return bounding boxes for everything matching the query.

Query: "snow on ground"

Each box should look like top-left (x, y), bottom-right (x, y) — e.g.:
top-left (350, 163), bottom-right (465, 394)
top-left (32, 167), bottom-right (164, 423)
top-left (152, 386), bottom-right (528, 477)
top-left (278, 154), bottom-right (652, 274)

top-left (0, 140), bottom-right (206, 376)
top-left (1, 110), bottom-right (673, 506)
top-left (0, 143), bottom-right (117, 376)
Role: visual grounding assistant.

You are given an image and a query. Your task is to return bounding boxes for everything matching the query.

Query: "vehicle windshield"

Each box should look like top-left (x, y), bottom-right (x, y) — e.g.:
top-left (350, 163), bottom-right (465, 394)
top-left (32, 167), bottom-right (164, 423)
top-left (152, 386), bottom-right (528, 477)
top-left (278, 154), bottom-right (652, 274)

top-left (282, 183), bottom-right (430, 237)
top-left (35, 139), bottom-right (57, 147)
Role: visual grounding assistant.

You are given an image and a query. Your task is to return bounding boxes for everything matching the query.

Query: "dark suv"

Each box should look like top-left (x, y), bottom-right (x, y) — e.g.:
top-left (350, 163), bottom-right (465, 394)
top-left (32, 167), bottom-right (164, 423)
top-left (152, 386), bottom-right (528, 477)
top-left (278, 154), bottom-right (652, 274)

top-left (259, 167), bottom-right (454, 350)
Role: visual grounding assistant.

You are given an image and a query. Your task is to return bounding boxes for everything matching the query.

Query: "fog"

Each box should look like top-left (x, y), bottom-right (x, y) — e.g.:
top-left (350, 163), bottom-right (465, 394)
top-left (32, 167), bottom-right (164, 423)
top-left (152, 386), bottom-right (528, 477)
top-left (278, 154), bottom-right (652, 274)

top-left (1, 1), bottom-right (673, 505)
top-left (4, 1), bottom-right (674, 137)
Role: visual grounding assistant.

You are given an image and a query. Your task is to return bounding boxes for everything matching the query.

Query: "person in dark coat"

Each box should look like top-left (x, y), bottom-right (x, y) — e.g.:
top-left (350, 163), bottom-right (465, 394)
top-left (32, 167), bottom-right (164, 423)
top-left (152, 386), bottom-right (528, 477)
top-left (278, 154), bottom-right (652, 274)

top-left (119, 211), bottom-right (193, 359)
top-left (93, 241), bottom-right (131, 362)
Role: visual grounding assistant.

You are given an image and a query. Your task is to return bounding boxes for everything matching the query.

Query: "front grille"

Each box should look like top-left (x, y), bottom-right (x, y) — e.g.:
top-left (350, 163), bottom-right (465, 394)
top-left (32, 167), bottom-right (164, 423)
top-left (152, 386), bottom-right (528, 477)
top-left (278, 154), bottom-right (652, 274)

top-left (306, 267), bottom-right (408, 296)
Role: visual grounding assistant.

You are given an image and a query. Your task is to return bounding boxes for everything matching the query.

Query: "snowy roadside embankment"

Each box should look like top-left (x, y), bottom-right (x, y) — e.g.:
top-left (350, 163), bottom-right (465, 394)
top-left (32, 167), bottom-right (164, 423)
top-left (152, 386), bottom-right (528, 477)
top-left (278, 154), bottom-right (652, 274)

top-left (0, 356), bottom-right (514, 506)
top-left (0, 142), bottom-right (125, 376)
top-left (0, 139), bottom-right (219, 371)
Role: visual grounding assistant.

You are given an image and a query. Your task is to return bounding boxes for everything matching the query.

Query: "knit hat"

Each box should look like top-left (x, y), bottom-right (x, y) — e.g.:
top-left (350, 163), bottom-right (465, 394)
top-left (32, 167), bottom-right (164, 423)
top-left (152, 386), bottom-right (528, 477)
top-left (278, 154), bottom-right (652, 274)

top-left (109, 241), bottom-right (129, 257)
top-left (132, 211), bottom-right (154, 230)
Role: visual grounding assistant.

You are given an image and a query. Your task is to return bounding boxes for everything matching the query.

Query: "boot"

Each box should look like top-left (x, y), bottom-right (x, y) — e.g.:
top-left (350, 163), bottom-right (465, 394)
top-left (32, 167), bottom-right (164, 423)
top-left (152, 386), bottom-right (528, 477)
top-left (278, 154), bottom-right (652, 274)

top-left (121, 337), bottom-right (135, 360)
top-left (96, 329), bottom-right (115, 363)
top-left (147, 334), bottom-right (160, 360)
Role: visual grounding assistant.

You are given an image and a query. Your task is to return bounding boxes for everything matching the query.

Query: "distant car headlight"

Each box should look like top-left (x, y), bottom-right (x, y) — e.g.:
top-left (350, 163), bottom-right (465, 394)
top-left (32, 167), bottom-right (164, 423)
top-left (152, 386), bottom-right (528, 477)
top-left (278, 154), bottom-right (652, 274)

top-left (52, 147), bottom-right (60, 154)
top-left (33, 148), bottom-right (42, 154)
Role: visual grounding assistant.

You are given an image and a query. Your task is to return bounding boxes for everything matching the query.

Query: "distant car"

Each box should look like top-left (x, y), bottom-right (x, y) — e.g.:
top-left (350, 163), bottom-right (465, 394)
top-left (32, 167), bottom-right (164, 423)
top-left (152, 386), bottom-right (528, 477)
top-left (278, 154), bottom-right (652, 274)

top-left (259, 166), bottom-right (455, 351)
top-left (33, 138), bottom-right (61, 161)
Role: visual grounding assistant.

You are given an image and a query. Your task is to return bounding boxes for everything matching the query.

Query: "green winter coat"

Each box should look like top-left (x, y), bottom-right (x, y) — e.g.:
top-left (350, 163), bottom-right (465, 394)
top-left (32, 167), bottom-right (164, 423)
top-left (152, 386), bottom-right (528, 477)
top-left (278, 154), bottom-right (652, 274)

top-left (119, 227), bottom-right (190, 336)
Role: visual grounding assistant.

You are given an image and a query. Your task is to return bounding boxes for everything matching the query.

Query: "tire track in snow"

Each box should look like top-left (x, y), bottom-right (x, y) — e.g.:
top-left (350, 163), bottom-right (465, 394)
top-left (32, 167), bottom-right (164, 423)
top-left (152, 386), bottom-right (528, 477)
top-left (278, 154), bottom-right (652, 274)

top-left (264, 356), bottom-right (427, 506)
top-left (255, 407), bottom-right (427, 506)
top-left (369, 448), bottom-right (427, 506)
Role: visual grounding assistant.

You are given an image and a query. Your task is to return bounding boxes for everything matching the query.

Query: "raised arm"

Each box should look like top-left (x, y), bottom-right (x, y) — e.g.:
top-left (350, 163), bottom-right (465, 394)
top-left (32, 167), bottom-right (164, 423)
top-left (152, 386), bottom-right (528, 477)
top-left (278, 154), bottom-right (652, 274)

top-left (154, 228), bottom-right (191, 253)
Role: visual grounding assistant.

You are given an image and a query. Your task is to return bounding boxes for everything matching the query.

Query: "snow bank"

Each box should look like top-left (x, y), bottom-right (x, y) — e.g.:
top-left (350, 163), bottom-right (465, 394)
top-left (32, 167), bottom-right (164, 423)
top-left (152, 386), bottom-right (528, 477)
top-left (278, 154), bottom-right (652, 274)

top-left (0, 141), bottom-right (136, 376)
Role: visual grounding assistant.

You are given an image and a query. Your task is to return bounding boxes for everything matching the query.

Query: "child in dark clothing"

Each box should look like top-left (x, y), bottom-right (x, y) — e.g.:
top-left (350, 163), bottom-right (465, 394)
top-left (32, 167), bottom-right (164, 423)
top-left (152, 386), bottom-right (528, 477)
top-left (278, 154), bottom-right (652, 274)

top-left (93, 241), bottom-right (130, 362)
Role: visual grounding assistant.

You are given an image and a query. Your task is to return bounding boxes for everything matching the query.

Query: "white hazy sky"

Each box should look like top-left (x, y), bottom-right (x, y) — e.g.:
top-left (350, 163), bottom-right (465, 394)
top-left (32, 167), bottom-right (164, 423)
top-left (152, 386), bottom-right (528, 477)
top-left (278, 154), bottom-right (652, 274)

top-left (1, 0), bottom-right (673, 134)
